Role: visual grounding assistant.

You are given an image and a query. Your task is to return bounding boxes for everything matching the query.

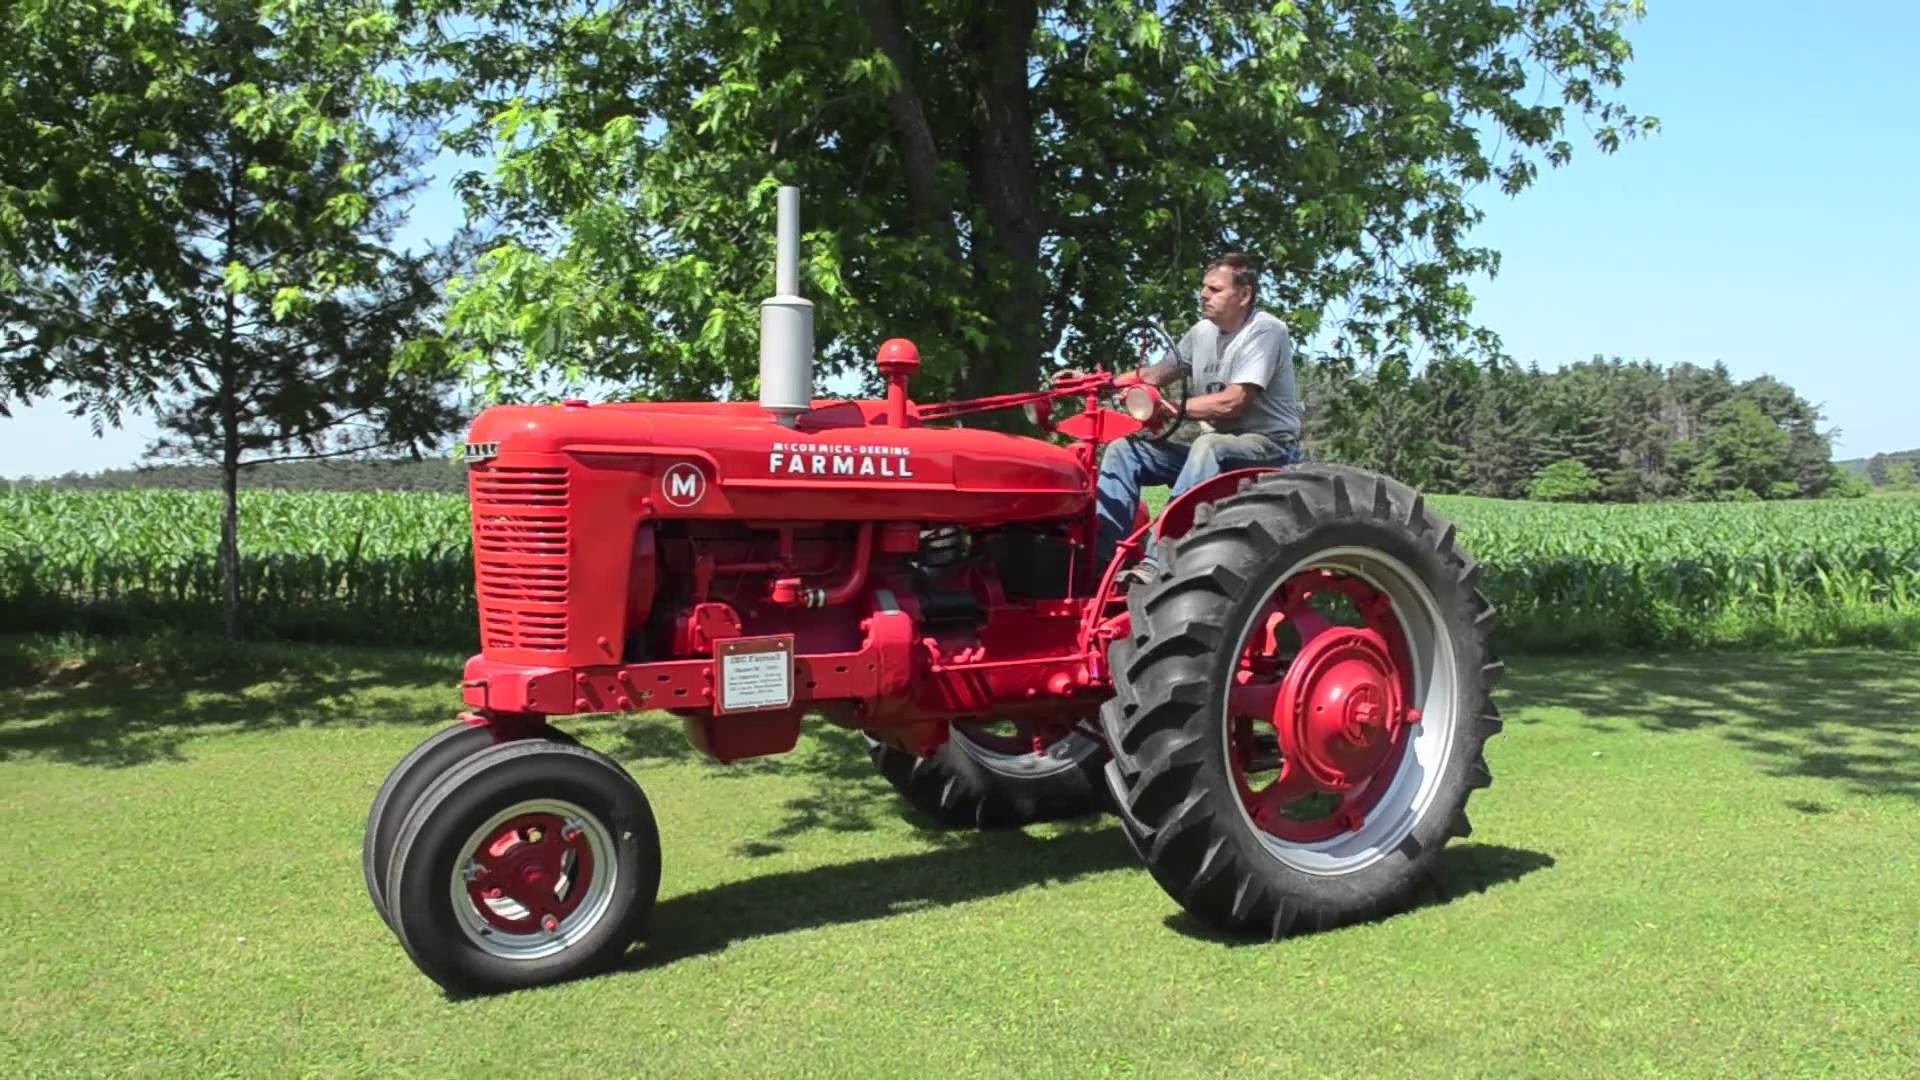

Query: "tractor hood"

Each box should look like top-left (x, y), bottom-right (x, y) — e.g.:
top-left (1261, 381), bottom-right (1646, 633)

top-left (463, 398), bottom-right (1091, 525)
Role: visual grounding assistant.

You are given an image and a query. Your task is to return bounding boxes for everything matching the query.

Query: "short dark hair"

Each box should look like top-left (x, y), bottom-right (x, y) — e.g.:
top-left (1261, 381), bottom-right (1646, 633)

top-left (1205, 252), bottom-right (1260, 302)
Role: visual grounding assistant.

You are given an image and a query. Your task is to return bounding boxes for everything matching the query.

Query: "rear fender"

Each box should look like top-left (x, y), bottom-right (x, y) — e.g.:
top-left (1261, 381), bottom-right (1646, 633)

top-left (1078, 466), bottom-right (1281, 665)
top-left (1151, 466), bottom-right (1285, 544)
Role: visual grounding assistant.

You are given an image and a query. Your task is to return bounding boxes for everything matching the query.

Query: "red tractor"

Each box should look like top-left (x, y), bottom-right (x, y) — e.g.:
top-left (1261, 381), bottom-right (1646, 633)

top-left (363, 188), bottom-right (1504, 995)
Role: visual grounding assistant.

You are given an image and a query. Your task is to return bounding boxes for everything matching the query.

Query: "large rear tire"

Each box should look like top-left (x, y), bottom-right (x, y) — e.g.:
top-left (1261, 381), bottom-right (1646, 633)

top-left (1100, 464), bottom-right (1503, 936)
top-left (866, 721), bottom-right (1110, 829)
top-left (385, 741), bottom-right (661, 995)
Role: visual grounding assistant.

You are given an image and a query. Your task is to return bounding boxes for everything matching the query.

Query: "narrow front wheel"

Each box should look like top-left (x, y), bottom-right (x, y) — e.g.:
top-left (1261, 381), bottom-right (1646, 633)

top-left (385, 741), bottom-right (661, 995)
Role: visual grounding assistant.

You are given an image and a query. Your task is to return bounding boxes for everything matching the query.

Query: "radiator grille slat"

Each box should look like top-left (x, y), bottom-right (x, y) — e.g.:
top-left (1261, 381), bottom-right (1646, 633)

top-left (471, 465), bottom-right (571, 652)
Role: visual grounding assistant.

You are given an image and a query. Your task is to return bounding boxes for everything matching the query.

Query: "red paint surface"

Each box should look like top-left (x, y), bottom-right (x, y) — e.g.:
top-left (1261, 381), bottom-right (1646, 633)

top-left (456, 351), bottom-right (1281, 765)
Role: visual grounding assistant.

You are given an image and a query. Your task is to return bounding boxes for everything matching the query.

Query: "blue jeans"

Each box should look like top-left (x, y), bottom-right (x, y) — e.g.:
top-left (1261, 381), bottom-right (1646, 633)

top-left (1095, 430), bottom-right (1302, 567)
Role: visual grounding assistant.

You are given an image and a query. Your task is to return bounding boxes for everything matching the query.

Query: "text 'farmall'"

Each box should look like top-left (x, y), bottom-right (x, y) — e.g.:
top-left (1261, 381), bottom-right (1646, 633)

top-left (767, 446), bottom-right (916, 478)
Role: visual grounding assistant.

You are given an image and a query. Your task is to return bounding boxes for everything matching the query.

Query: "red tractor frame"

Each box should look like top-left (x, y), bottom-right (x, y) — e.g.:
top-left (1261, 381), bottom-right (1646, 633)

top-left (363, 189), bottom-right (1504, 995)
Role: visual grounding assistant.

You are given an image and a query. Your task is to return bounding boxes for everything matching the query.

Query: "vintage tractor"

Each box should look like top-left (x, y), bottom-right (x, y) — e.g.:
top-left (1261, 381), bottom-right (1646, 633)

top-left (363, 187), bottom-right (1504, 995)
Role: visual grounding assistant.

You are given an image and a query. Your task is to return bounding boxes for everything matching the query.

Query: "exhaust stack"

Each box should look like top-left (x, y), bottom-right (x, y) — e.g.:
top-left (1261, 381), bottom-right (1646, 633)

top-left (758, 185), bottom-right (814, 426)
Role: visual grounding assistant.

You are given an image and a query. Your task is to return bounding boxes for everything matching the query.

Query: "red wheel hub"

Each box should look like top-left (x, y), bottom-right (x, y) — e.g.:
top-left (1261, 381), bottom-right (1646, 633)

top-left (1281, 627), bottom-right (1405, 791)
top-left (462, 812), bottom-right (594, 934)
top-left (1227, 569), bottom-right (1419, 843)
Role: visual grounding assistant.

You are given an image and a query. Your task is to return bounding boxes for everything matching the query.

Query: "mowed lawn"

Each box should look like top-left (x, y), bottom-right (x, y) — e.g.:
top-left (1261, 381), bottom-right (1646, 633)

top-left (3, 638), bottom-right (1917, 1076)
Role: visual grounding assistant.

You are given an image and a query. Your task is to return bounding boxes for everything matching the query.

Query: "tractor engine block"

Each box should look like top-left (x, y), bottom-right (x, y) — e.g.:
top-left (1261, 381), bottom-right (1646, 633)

top-left (601, 518), bottom-right (1100, 762)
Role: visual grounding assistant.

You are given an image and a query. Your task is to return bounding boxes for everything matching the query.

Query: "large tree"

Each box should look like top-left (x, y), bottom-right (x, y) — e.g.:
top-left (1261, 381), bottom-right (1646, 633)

top-left (413, 0), bottom-right (1657, 405)
top-left (2, 0), bottom-right (467, 637)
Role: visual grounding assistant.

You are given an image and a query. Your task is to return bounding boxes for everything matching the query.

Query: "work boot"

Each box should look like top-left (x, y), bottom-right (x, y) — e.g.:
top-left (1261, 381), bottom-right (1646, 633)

top-left (1114, 557), bottom-right (1160, 590)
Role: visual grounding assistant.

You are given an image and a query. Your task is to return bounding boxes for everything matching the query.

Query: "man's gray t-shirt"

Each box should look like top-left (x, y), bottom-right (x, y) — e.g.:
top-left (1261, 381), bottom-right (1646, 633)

top-left (1168, 309), bottom-right (1300, 437)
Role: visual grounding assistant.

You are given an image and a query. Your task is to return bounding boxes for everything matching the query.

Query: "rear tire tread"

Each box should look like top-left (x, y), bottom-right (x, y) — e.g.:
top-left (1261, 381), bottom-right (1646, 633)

top-left (1100, 464), bottom-right (1504, 937)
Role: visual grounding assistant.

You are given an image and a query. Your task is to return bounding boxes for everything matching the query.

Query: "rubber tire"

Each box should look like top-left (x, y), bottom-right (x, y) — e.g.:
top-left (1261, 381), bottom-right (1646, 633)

top-left (866, 725), bottom-right (1111, 829)
top-left (1099, 464), bottom-right (1504, 937)
top-left (385, 741), bottom-right (661, 996)
top-left (362, 722), bottom-right (577, 931)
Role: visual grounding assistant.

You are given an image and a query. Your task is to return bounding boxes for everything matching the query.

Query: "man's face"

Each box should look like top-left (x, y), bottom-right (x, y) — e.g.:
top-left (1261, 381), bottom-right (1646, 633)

top-left (1200, 268), bottom-right (1250, 325)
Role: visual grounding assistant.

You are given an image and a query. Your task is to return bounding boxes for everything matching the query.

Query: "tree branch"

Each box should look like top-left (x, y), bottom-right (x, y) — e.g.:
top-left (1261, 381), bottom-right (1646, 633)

top-left (237, 433), bottom-right (423, 469)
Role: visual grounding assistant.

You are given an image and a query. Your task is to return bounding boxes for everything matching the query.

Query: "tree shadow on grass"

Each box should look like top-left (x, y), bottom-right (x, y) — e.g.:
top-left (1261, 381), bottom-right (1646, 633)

top-left (0, 632), bottom-right (724, 770)
top-left (1500, 651), bottom-right (1920, 803)
top-left (0, 633), bottom-right (468, 767)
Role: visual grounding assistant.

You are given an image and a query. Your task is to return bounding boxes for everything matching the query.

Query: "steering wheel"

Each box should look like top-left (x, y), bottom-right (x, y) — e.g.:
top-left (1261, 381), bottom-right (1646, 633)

top-left (1036, 320), bottom-right (1190, 441)
top-left (1119, 319), bottom-right (1189, 443)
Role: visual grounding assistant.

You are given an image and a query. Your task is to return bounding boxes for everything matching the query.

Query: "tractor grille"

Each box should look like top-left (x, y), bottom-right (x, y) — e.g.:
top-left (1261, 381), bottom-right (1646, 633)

top-left (471, 466), bottom-right (570, 652)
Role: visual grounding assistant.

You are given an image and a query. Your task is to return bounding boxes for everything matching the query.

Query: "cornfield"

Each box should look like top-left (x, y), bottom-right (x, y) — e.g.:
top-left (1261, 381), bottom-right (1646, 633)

top-left (0, 489), bottom-right (474, 646)
top-left (3, 488), bottom-right (1918, 651)
top-left (1432, 495), bottom-right (1920, 649)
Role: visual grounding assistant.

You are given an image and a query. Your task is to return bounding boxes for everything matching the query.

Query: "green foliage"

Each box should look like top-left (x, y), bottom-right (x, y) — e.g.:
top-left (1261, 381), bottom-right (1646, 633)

top-left (1529, 458), bottom-right (1599, 502)
top-left (1831, 469), bottom-right (1872, 500)
top-left (1883, 459), bottom-right (1919, 491)
top-left (0, 487), bottom-right (473, 645)
top-left (3, 457), bottom-right (469, 494)
top-left (1853, 449), bottom-right (1920, 487)
top-left (400, 0), bottom-right (1656, 405)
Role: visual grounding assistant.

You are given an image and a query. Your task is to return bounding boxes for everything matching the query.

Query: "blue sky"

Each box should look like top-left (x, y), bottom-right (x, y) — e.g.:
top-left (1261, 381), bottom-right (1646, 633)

top-left (4, 0), bottom-right (1915, 477)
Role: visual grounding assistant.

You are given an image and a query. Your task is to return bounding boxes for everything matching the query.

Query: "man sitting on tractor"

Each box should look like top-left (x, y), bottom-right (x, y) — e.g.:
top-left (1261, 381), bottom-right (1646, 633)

top-left (1097, 252), bottom-right (1305, 586)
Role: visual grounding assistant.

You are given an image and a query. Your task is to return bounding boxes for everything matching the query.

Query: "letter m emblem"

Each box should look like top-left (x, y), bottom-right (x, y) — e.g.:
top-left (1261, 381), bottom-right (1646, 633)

top-left (662, 462), bottom-right (707, 508)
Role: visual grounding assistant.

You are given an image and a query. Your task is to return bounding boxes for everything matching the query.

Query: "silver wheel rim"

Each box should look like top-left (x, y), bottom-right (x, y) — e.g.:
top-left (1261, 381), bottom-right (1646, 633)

top-left (1221, 545), bottom-right (1459, 876)
top-left (450, 798), bottom-right (619, 960)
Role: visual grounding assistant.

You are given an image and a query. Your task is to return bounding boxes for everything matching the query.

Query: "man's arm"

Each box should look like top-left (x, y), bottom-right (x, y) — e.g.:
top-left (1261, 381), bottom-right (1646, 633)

top-left (1136, 356), bottom-right (1185, 387)
top-left (1180, 383), bottom-right (1258, 422)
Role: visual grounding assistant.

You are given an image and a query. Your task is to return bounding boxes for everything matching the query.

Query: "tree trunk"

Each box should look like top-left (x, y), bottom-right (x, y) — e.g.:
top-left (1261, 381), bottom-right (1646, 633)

top-left (219, 150), bottom-right (244, 641)
top-left (219, 415), bottom-right (242, 640)
top-left (857, 0), bottom-right (960, 266)
top-left (858, 0), bottom-right (1047, 404)
top-left (960, 0), bottom-right (1045, 401)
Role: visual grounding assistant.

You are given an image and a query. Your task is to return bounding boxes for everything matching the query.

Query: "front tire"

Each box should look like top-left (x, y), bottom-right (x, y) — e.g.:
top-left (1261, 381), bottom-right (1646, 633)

top-left (385, 741), bottom-right (661, 995)
top-left (363, 722), bottom-right (577, 931)
top-left (1100, 465), bottom-right (1503, 936)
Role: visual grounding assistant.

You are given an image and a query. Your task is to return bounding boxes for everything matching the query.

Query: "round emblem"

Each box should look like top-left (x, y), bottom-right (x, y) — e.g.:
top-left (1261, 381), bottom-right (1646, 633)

top-left (661, 462), bottom-right (708, 508)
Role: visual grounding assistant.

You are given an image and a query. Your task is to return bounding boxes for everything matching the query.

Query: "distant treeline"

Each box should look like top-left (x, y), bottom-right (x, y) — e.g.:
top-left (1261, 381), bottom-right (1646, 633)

top-left (1839, 451), bottom-right (1920, 488)
top-left (1298, 355), bottom-right (1892, 502)
top-left (6, 356), bottom-right (1909, 503)
top-left (6, 455), bottom-right (470, 494)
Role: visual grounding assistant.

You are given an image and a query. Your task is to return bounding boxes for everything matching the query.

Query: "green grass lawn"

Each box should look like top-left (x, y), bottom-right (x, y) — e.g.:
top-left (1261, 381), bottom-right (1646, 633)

top-left (3, 637), bottom-right (1918, 1076)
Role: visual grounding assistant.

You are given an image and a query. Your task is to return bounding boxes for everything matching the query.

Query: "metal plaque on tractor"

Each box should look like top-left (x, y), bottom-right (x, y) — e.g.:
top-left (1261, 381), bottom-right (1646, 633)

top-left (715, 635), bottom-right (796, 714)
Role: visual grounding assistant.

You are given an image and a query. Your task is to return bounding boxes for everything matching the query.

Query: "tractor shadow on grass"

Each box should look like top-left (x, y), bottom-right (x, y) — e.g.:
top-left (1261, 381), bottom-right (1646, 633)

top-left (619, 820), bottom-right (1140, 973)
top-left (1159, 843), bottom-right (1558, 946)
top-left (1500, 650), bottom-right (1920, 803)
top-left (610, 833), bottom-right (1554, 976)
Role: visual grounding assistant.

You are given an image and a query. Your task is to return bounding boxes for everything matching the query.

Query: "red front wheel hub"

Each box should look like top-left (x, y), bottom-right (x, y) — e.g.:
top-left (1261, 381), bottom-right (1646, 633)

top-left (464, 812), bottom-right (595, 934)
top-left (450, 797), bottom-right (621, 960)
